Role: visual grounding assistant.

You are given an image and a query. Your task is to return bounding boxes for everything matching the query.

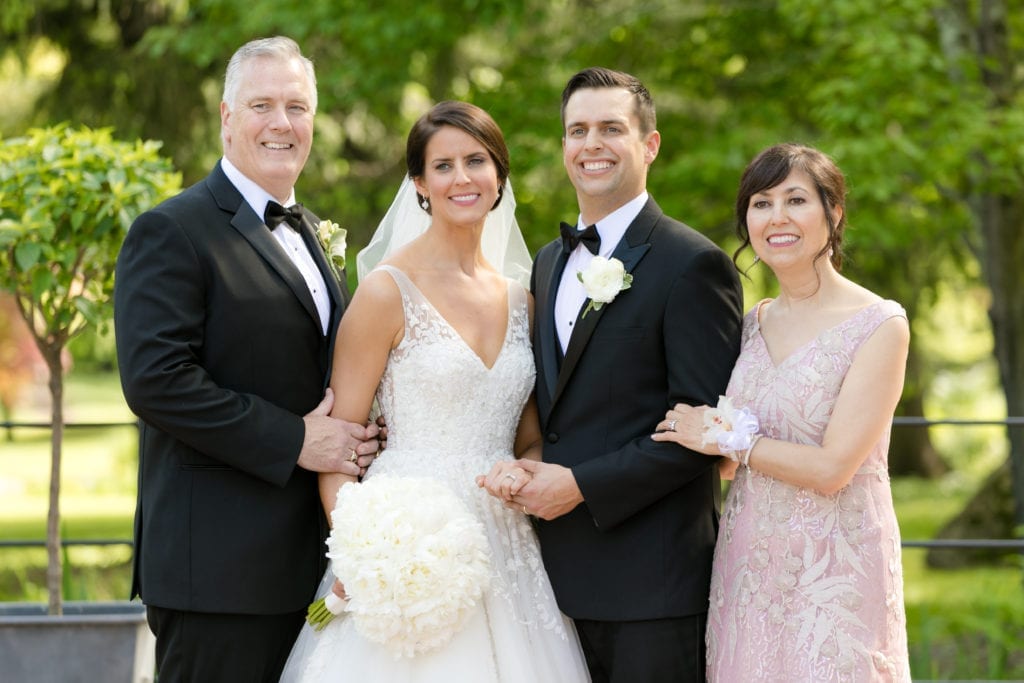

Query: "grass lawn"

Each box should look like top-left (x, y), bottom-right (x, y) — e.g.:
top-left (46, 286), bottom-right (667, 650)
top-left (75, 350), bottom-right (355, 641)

top-left (1, 371), bottom-right (1022, 678)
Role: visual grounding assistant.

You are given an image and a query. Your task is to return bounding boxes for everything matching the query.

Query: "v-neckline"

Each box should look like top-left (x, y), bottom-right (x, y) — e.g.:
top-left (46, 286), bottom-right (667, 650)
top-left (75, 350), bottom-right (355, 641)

top-left (392, 267), bottom-right (513, 371)
top-left (754, 299), bottom-right (882, 369)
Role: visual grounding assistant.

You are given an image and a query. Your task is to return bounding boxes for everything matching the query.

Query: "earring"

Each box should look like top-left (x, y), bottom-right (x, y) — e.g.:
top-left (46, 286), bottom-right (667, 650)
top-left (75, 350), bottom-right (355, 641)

top-left (420, 196), bottom-right (430, 211)
top-left (752, 255), bottom-right (761, 265)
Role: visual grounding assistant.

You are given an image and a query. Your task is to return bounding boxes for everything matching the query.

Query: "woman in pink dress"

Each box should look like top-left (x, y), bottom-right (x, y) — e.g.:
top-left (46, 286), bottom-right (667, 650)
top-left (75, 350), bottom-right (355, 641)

top-left (653, 143), bottom-right (911, 681)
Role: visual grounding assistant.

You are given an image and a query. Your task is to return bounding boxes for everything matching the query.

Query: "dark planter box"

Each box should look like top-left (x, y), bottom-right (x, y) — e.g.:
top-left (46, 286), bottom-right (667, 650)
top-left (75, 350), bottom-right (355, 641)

top-left (0, 602), bottom-right (154, 683)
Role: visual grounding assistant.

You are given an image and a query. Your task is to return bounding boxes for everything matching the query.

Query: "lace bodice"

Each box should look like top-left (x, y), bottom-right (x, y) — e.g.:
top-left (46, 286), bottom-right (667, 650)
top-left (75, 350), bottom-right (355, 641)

top-left (707, 299), bottom-right (911, 682)
top-left (372, 265), bottom-right (534, 468)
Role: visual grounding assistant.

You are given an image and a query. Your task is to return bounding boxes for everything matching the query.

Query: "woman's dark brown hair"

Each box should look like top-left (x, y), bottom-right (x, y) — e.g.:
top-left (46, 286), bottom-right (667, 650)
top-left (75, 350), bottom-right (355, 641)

top-left (734, 143), bottom-right (847, 271)
top-left (406, 101), bottom-right (510, 213)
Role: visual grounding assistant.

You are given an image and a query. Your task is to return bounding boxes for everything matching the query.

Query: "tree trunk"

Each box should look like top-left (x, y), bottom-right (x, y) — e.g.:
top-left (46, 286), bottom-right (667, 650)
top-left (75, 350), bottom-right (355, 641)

top-left (43, 347), bottom-right (64, 616)
top-left (889, 343), bottom-right (948, 478)
top-left (927, 457), bottom-right (1017, 567)
top-left (973, 191), bottom-right (1024, 530)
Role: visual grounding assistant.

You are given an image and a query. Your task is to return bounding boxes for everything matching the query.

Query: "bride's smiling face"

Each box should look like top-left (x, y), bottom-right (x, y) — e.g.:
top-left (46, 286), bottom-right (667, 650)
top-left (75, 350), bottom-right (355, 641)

top-left (414, 125), bottom-right (500, 229)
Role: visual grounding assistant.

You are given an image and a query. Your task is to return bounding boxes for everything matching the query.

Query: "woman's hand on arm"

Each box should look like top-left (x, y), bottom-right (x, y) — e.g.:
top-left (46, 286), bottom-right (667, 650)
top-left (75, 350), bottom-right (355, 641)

top-left (650, 403), bottom-right (720, 455)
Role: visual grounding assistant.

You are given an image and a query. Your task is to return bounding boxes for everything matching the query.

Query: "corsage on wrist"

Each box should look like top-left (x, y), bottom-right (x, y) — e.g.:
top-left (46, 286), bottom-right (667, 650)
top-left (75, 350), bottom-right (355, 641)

top-left (701, 396), bottom-right (760, 467)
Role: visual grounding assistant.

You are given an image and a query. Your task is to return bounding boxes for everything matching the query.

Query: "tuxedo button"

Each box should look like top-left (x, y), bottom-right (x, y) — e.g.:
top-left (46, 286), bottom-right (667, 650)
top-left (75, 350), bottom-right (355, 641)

top-left (546, 432), bottom-right (559, 444)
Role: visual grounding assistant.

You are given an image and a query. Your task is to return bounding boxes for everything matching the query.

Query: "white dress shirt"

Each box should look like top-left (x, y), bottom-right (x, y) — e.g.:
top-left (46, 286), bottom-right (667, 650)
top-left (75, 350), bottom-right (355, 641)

top-left (221, 157), bottom-right (331, 335)
top-left (554, 192), bottom-right (648, 353)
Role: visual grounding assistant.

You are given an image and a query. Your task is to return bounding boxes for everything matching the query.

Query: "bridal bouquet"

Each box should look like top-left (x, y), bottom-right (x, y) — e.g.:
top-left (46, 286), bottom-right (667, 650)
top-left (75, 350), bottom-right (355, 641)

top-left (309, 474), bottom-right (491, 658)
top-left (702, 395), bottom-right (760, 461)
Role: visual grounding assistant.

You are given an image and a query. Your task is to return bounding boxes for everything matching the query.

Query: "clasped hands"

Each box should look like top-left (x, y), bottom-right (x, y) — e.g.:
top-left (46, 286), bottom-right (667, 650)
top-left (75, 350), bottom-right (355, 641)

top-left (476, 459), bottom-right (584, 521)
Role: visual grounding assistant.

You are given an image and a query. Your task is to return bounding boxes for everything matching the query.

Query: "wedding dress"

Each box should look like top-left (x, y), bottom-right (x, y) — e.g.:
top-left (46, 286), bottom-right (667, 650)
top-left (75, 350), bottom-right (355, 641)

top-left (707, 300), bottom-right (911, 682)
top-left (280, 265), bottom-right (589, 682)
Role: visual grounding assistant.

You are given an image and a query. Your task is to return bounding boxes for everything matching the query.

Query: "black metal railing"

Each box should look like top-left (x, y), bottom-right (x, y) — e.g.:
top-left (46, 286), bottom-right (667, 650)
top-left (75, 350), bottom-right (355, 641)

top-left (2, 417), bottom-right (1023, 552)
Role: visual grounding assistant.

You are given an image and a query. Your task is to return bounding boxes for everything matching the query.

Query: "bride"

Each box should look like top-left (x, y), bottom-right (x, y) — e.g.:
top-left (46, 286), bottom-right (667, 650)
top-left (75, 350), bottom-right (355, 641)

top-left (280, 101), bottom-right (589, 682)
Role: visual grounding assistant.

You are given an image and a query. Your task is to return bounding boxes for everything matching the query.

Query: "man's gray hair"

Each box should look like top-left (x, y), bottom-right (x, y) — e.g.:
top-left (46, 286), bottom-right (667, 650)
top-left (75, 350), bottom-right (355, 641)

top-left (222, 36), bottom-right (318, 113)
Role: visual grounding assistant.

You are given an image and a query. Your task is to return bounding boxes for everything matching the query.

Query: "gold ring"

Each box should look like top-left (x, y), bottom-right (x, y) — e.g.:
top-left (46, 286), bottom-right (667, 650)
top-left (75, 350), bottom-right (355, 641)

top-left (348, 449), bottom-right (358, 463)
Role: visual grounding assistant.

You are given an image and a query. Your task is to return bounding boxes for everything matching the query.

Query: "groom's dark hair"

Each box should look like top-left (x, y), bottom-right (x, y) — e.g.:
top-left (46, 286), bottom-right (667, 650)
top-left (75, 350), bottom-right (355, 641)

top-left (560, 67), bottom-right (656, 135)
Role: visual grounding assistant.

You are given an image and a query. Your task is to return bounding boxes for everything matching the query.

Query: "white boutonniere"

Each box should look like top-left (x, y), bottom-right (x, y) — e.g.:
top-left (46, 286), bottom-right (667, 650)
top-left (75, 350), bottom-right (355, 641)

top-left (316, 219), bottom-right (348, 278)
top-left (577, 256), bottom-right (633, 318)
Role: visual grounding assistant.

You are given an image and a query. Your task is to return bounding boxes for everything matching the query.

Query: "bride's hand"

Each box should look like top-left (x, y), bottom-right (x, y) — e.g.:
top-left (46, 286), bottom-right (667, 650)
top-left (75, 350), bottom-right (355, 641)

top-left (476, 462), bottom-right (532, 501)
top-left (331, 578), bottom-right (350, 601)
top-left (651, 403), bottom-right (720, 455)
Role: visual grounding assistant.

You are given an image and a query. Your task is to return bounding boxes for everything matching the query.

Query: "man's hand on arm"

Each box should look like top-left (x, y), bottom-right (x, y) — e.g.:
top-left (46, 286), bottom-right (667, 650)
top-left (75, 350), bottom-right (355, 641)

top-left (298, 388), bottom-right (379, 476)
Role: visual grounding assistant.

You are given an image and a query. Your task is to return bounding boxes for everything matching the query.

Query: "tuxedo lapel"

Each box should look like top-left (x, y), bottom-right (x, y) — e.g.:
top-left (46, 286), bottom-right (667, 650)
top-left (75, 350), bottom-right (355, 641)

top-left (549, 201), bottom-right (658, 409)
top-left (536, 245), bottom-right (570, 404)
top-left (208, 165), bottom-right (323, 332)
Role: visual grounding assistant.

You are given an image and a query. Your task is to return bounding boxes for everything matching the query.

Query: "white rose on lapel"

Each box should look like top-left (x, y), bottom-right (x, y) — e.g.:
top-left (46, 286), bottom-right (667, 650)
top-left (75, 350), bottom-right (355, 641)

top-left (577, 256), bottom-right (633, 319)
top-left (316, 219), bottom-right (348, 278)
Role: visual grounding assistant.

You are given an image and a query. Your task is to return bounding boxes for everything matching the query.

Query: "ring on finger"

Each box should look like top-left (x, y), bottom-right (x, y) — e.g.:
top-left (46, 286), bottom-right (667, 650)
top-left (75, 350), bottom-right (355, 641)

top-left (348, 449), bottom-right (358, 463)
top-left (667, 419), bottom-right (677, 432)
top-left (504, 473), bottom-right (517, 482)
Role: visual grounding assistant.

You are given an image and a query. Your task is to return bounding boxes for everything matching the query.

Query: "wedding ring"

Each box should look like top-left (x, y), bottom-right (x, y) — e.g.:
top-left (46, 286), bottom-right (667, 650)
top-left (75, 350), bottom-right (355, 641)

top-left (505, 474), bottom-right (517, 482)
top-left (668, 420), bottom-right (677, 432)
top-left (348, 449), bottom-right (358, 463)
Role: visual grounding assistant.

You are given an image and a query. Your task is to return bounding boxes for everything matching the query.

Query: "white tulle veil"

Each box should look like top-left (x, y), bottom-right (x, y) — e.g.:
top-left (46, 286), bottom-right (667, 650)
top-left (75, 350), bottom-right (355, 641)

top-left (356, 176), bottom-right (532, 287)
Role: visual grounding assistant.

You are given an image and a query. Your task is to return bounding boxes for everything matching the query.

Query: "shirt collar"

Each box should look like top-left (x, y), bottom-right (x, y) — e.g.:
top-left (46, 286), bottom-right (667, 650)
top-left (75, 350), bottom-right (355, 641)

top-left (221, 157), bottom-right (297, 222)
top-left (573, 191), bottom-right (648, 257)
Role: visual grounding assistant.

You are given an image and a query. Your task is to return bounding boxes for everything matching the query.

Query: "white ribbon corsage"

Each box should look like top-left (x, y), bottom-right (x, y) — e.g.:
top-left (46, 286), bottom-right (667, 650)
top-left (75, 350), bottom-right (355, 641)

top-left (702, 396), bottom-right (761, 466)
top-left (577, 256), bottom-right (632, 318)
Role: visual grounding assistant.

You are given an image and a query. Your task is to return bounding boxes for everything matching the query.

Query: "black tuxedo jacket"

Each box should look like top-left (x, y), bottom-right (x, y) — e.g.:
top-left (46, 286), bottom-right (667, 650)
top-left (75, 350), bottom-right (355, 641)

top-left (114, 162), bottom-right (349, 615)
top-left (531, 198), bottom-right (743, 621)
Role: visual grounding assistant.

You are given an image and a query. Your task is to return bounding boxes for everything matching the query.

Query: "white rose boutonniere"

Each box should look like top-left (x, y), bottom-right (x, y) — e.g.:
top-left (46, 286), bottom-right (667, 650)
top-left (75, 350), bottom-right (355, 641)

top-left (577, 256), bottom-right (633, 318)
top-left (316, 219), bottom-right (348, 278)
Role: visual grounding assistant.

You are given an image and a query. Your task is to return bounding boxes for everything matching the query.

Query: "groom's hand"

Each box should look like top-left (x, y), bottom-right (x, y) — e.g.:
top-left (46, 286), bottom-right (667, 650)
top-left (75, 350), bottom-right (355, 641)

top-left (298, 388), bottom-right (379, 476)
top-left (509, 460), bottom-right (584, 520)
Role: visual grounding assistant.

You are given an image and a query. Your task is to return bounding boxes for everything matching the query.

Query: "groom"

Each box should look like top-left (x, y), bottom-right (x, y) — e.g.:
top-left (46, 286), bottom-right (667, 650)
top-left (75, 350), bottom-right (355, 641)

top-left (115, 37), bottom-right (379, 681)
top-left (512, 67), bottom-right (743, 681)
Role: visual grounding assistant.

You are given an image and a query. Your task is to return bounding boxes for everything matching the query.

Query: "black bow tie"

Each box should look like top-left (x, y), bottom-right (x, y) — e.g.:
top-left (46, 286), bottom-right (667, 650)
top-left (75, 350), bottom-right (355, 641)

top-left (264, 201), bottom-right (304, 232)
top-left (560, 222), bottom-right (601, 255)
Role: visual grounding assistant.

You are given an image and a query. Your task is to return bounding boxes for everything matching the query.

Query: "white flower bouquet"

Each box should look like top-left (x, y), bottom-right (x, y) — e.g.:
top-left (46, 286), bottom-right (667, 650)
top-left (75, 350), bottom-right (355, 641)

top-left (308, 474), bottom-right (491, 658)
top-left (702, 395), bottom-right (760, 462)
top-left (577, 255), bottom-right (632, 318)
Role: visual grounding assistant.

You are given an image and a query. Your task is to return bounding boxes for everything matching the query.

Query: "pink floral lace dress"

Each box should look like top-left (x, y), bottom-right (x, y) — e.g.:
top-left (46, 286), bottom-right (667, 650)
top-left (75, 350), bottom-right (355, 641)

top-left (707, 300), bottom-right (911, 682)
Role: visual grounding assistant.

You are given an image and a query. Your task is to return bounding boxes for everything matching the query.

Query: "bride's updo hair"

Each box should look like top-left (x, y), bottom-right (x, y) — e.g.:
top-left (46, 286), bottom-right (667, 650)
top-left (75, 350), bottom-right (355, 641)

top-left (406, 101), bottom-right (510, 213)
top-left (734, 143), bottom-right (847, 271)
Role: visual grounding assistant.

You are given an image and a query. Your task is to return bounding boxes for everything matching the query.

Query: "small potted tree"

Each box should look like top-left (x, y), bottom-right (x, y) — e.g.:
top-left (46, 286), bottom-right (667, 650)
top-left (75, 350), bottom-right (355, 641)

top-left (0, 124), bottom-right (179, 680)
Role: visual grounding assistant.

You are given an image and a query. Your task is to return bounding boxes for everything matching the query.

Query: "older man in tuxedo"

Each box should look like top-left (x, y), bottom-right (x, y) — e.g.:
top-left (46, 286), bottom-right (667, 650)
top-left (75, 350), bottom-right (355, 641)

top-left (114, 36), bottom-right (378, 682)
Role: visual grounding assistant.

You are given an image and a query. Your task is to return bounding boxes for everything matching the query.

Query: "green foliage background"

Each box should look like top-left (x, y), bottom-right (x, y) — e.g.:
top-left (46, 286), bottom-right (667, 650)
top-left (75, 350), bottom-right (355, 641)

top-left (2, 0), bottom-right (1023, 675)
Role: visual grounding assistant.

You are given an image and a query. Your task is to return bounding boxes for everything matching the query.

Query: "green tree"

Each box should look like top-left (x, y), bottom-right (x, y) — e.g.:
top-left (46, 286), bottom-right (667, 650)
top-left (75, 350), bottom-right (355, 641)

top-left (6, 0), bottom-right (1022, 537)
top-left (0, 124), bottom-right (180, 613)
